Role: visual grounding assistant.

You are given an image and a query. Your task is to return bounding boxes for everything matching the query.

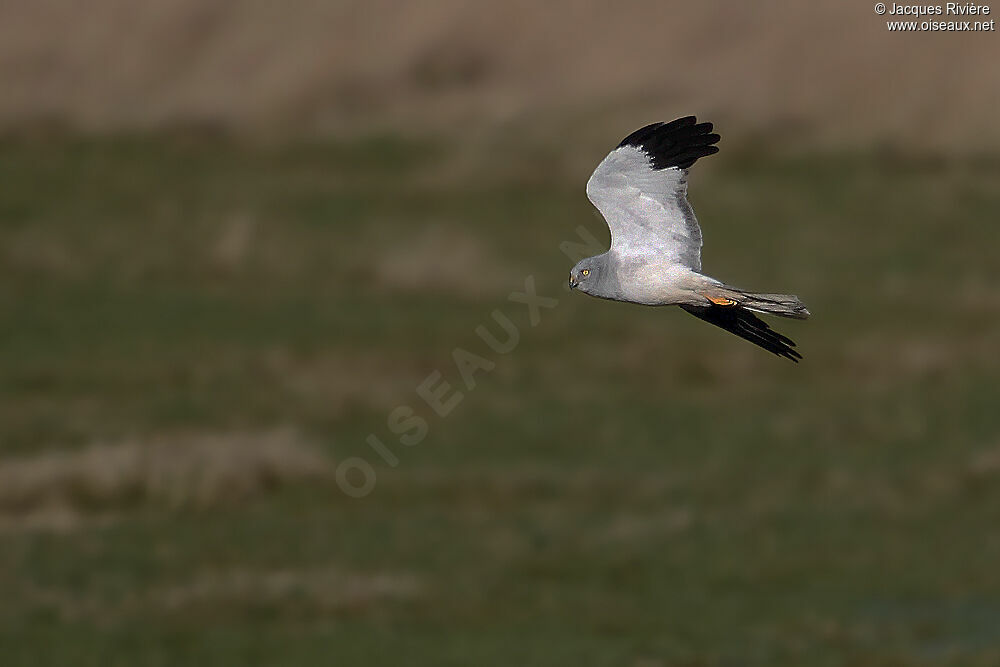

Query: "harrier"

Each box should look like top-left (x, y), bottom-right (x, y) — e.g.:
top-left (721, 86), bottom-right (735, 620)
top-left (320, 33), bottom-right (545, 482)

top-left (569, 116), bottom-right (810, 361)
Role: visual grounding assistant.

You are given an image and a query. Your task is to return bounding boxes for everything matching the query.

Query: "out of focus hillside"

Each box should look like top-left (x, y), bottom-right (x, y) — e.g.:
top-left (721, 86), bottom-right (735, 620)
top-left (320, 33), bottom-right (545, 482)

top-left (2, 0), bottom-right (998, 149)
top-left (3, 129), bottom-right (1000, 666)
top-left (3, 3), bottom-right (1000, 664)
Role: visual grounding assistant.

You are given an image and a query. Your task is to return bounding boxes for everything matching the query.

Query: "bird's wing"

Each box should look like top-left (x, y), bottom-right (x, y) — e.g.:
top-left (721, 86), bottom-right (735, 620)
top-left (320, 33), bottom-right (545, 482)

top-left (586, 117), bottom-right (720, 271)
top-left (681, 303), bottom-right (802, 362)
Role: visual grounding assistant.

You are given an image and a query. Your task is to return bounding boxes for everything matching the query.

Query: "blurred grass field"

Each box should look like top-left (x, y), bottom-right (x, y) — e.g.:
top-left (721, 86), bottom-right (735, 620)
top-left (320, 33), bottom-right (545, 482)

top-left (1, 131), bottom-right (1000, 665)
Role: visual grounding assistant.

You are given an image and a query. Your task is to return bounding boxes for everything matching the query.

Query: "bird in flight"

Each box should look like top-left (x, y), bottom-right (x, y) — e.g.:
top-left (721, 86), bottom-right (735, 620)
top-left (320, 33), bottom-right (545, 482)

top-left (569, 116), bottom-right (810, 361)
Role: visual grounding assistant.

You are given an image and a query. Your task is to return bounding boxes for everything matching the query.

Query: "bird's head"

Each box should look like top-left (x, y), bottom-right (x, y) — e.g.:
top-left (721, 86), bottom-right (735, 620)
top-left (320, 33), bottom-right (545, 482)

top-left (569, 258), bottom-right (599, 293)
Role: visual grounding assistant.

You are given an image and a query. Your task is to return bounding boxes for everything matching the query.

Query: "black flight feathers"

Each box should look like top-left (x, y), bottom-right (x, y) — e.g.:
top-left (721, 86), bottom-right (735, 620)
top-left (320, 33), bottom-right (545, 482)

top-left (680, 304), bottom-right (803, 362)
top-left (617, 116), bottom-right (720, 170)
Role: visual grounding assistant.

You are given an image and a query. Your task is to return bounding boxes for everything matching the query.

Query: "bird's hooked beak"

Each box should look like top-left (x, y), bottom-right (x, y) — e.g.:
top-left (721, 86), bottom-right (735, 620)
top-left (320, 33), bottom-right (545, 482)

top-left (568, 272), bottom-right (579, 290)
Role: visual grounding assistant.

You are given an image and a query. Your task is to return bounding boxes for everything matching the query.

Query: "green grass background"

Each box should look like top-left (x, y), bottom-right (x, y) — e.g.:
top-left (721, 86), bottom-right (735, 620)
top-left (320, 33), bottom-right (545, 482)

top-left (1, 133), bottom-right (999, 665)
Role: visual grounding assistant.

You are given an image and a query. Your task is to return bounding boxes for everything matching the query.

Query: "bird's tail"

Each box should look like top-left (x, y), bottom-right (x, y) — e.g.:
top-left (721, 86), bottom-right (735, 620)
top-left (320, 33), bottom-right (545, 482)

top-left (707, 286), bottom-right (811, 320)
top-left (684, 285), bottom-right (809, 361)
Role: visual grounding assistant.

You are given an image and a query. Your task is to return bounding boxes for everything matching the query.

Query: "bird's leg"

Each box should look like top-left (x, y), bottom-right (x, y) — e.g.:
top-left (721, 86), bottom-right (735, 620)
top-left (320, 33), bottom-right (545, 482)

top-left (700, 291), bottom-right (738, 307)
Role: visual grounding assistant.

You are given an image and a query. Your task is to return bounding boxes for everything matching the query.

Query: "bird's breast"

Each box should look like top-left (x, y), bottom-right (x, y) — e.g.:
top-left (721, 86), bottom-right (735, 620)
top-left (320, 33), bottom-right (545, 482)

top-left (612, 256), bottom-right (705, 306)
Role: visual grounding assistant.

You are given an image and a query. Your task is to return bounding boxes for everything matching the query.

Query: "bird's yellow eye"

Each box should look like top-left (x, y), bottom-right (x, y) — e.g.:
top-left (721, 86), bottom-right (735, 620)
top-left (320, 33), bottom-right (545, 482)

top-left (582, 269), bottom-right (590, 277)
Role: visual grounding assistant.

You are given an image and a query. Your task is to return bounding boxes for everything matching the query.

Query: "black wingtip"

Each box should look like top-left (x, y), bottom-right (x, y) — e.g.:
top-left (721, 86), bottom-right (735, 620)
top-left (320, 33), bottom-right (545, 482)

top-left (618, 116), bottom-right (721, 171)
top-left (681, 304), bottom-right (803, 362)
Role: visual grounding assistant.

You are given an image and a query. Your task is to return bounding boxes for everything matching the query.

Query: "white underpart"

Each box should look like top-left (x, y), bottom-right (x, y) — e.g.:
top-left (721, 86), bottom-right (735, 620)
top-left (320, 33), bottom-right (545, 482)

top-left (585, 145), bottom-right (715, 305)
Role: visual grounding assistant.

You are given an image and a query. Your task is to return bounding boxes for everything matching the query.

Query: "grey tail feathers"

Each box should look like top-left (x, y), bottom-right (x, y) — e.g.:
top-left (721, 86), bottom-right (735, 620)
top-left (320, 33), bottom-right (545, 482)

top-left (724, 288), bottom-right (810, 320)
top-left (685, 285), bottom-right (809, 362)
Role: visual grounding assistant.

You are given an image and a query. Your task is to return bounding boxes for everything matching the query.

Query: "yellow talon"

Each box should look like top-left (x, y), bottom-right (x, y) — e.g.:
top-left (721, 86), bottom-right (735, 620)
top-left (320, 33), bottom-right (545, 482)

top-left (707, 295), bottom-right (737, 306)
